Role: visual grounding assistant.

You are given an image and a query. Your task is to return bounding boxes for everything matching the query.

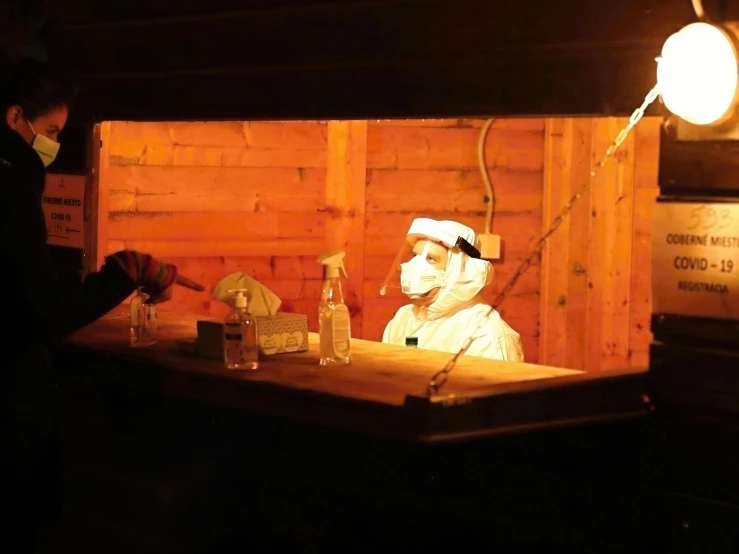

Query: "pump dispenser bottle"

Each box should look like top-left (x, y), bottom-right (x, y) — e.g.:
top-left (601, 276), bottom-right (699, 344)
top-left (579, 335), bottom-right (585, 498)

top-left (318, 251), bottom-right (351, 366)
top-left (223, 288), bottom-right (259, 370)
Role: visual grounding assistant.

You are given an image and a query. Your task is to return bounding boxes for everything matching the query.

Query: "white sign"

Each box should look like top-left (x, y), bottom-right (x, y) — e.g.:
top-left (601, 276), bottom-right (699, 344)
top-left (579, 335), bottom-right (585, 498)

top-left (652, 202), bottom-right (739, 320)
top-left (42, 174), bottom-right (85, 249)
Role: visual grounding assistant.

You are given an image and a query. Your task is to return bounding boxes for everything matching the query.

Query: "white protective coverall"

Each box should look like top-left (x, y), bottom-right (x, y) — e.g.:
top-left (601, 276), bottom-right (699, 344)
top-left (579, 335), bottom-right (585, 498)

top-left (381, 218), bottom-right (524, 362)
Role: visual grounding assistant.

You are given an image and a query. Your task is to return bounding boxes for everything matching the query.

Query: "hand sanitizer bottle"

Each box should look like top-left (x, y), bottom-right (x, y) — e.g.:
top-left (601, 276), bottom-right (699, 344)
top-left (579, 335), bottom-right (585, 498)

top-left (130, 287), bottom-right (157, 347)
top-left (223, 288), bottom-right (259, 370)
top-left (318, 251), bottom-right (351, 366)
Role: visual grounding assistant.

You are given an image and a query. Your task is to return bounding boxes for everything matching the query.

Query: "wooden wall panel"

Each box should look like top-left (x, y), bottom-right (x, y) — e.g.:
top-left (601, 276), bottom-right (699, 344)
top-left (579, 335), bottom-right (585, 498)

top-left (325, 121), bottom-right (368, 337)
top-left (364, 118), bottom-right (545, 362)
top-left (587, 119), bottom-right (635, 370)
top-left (539, 116), bottom-right (660, 370)
top-left (98, 116), bottom-right (654, 370)
top-left (101, 121), bottom-right (329, 325)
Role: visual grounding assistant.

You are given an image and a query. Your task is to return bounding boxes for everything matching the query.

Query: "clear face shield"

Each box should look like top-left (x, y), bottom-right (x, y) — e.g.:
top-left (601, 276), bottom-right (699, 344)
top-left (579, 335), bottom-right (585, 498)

top-left (380, 234), bottom-right (481, 299)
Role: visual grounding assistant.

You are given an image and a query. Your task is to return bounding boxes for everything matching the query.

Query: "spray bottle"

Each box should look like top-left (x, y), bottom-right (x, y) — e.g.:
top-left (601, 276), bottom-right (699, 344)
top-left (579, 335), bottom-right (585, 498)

top-left (318, 251), bottom-right (351, 366)
top-left (223, 288), bottom-right (259, 370)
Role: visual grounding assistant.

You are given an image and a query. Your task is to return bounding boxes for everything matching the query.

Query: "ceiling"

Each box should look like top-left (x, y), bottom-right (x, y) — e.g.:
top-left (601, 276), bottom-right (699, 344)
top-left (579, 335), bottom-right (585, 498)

top-left (2, 0), bottom-right (722, 121)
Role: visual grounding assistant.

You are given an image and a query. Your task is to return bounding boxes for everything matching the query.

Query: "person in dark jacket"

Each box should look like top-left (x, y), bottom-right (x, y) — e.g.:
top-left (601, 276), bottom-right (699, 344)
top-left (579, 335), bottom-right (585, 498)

top-left (0, 59), bottom-right (204, 553)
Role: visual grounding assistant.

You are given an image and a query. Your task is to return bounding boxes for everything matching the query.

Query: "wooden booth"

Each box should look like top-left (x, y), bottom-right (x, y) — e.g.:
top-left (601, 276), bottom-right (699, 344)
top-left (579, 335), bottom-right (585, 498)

top-left (13, 0), bottom-right (738, 552)
top-left (42, 116), bottom-right (665, 553)
top-left (62, 116), bottom-right (659, 370)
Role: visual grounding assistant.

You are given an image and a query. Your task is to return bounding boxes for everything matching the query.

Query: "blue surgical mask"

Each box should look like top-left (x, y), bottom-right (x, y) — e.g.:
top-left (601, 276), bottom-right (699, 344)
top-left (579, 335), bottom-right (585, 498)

top-left (26, 119), bottom-right (60, 168)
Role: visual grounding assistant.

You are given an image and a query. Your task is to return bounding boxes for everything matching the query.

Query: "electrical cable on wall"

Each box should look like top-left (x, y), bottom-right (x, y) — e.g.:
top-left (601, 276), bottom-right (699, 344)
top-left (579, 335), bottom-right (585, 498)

top-left (477, 118), bottom-right (497, 234)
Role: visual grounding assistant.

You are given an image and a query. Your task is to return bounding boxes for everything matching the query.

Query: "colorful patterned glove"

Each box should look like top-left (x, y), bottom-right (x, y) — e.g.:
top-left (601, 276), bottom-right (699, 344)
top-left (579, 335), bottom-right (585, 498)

top-left (109, 250), bottom-right (178, 293)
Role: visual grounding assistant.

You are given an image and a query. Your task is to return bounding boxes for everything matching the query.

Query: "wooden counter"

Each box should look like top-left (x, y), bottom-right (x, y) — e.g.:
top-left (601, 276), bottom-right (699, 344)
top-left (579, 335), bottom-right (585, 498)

top-left (49, 311), bottom-right (716, 554)
top-left (59, 310), bottom-right (649, 443)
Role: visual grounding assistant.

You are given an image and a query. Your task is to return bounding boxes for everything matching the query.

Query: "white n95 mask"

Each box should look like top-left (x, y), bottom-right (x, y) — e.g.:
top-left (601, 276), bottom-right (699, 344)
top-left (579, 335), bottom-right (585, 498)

top-left (400, 256), bottom-right (446, 297)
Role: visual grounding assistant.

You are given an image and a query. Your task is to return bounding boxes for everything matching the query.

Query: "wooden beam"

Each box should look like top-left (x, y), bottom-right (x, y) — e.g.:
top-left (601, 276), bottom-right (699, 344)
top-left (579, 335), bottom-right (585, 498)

top-left (629, 118), bottom-right (660, 368)
top-left (539, 118), bottom-right (572, 368)
top-left (50, 0), bottom-right (696, 121)
top-left (91, 122), bottom-right (111, 271)
top-left (82, 124), bottom-right (98, 275)
top-left (325, 121), bottom-right (368, 337)
top-left (587, 118), bottom-right (636, 371)
top-left (540, 118), bottom-right (594, 369)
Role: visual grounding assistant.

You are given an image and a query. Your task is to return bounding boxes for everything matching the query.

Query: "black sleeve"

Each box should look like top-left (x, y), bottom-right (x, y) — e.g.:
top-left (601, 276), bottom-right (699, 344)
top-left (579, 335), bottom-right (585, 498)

top-left (1, 176), bottom-right (137, 346)
top-left (49, 255), bottom-right (137, 341)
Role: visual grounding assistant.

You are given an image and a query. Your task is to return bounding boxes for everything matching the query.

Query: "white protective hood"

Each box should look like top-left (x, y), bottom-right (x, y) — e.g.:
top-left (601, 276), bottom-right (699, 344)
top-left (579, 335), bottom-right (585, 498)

top-left (403, 218), bottom-right (493, 321)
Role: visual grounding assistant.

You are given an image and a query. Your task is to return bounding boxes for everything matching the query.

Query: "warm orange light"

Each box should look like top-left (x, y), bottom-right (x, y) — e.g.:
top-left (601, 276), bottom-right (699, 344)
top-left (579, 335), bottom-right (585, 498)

top-left (657, 22), bottom-right (739, 125)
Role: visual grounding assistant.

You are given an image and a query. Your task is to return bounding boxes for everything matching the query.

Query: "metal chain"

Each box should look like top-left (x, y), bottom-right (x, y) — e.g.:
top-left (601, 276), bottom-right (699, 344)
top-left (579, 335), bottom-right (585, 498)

top-left (426, 85), bottom-right (661, 397)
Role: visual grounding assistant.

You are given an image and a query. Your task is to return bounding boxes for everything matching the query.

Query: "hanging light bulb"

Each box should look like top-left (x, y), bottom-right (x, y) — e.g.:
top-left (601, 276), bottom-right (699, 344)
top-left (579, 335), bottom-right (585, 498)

top-left (656, 22), bottom-right (739, 126)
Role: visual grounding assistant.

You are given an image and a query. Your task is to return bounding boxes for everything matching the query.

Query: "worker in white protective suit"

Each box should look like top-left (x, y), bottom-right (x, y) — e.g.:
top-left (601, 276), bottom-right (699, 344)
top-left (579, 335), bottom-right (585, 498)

top-left (380, 218), bottom-right (524, 362)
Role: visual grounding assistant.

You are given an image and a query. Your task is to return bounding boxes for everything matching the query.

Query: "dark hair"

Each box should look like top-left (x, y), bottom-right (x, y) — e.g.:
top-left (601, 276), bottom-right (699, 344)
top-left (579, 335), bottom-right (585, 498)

top-left (0, 58), bottom-right (77, 121)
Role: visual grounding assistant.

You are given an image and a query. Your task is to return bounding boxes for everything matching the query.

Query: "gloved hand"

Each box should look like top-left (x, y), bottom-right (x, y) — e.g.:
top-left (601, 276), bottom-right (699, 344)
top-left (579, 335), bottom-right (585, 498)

top-left (110, 250), bottom-right (205, 303)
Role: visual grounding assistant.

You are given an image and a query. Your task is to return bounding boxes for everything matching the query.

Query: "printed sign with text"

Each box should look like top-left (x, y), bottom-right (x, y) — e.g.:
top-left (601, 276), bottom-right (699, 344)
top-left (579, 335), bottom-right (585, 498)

top-left (652, 202), bottom-right (739, 320)
top-left (42, 174), bottom-right (85, 249)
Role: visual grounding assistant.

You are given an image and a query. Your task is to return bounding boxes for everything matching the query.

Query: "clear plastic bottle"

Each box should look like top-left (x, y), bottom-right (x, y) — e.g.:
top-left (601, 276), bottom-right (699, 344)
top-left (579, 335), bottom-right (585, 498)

top-left (318, 251), bottom-right (351, 366)
top-left (223, 288), bottom-right (259, 370)
top-left (130, 288), bottom-right (157, 347)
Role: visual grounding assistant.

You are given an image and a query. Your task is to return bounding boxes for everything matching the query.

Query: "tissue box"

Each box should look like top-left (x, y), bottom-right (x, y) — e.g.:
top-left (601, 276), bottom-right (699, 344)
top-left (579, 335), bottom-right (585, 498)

top-left (196, 313), bottom-right (309, 359)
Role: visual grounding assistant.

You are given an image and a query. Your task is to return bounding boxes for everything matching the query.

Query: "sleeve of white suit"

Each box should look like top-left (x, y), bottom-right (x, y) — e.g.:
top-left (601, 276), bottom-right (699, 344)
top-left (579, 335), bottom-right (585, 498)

top-left (464, 333), bottom-right (506, 360)
top-left (465, 330), bottom-right (525, 362)
top-left (502, 333), bottom-right (525, 362)
top-left (382, 318), bottom-right (393, 344)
